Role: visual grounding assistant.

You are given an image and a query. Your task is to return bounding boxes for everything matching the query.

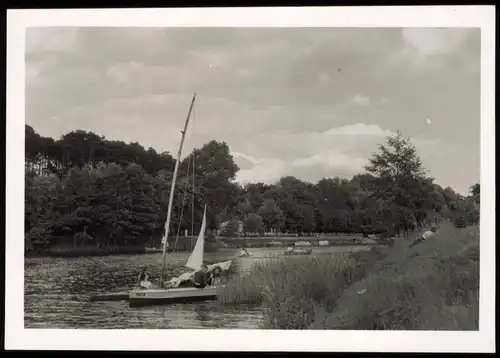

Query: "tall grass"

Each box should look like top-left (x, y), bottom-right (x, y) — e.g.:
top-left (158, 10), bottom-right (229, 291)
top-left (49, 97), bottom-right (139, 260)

top-left (218, 221), bottom-right (479, 330)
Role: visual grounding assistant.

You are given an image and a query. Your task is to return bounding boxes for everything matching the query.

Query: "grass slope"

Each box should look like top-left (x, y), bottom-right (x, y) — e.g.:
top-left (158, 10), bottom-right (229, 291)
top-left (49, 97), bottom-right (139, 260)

top-left (218, 221), bottom-right (479, 330)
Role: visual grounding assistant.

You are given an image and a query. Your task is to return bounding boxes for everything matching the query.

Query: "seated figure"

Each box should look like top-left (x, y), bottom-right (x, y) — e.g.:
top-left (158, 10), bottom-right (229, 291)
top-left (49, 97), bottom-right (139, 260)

top-left (208, 266), bottom-right (223, 286)
top-left (138, 271), bottom-right (152, 289)
top-left (192, 264), bottom-right (210, 289)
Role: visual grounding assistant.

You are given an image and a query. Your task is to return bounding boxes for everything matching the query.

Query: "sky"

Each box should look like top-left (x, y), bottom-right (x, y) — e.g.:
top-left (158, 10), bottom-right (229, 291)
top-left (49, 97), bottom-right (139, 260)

top-left (25, 27), bottom-right (480, 195)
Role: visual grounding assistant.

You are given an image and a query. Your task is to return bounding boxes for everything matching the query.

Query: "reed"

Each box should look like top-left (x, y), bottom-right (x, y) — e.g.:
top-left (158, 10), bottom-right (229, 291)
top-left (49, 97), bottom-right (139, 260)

top-left (219, 221), bottom-right (479, 330)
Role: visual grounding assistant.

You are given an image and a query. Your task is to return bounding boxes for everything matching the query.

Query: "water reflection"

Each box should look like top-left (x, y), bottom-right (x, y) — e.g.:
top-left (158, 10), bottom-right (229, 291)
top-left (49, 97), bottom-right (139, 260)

top-left (25, 250), bottom-right (263, 329)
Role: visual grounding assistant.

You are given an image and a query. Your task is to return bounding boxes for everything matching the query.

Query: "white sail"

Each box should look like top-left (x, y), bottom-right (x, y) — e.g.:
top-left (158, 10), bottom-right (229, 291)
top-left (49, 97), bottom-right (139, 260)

top-left (185, 205), bottom-right (207, 270)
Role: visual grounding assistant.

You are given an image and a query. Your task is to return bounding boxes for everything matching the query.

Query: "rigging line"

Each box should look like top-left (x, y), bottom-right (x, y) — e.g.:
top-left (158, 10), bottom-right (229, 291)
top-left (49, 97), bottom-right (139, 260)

top-left (148, 183), bottom-right (156, 246)
top-left (191, 100), bottom-right (196, 251)
top-left (173, 95), bottom-right (196, 253)
top-left (173, 151), bottom-right (192, 252)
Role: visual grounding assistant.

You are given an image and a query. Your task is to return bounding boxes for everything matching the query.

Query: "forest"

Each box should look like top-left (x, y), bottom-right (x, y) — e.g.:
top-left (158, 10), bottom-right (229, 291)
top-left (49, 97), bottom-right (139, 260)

top-left (25, 124), bottom-right (480, 255)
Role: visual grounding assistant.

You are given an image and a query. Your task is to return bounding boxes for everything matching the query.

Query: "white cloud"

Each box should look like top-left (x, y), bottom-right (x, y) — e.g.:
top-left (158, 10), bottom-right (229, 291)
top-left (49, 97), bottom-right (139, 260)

top-left (235, 158), bottom-right (286, 184)
top-left (401, 28), bottom-right (470, 57)
top-left (232, 123), bottom-right (393, 185)
top-left (324, 123), bottom-right (391, 137)
top-left (232, 151), bottom-right (260, 165)
top-left (388, 28), bottom-right (473, 70)
top-left (231, 123), bottom-right (449, 186)
top-left (291, 151), bottom-right (367, 172)
top-left (349, 94), bottom-right (371, 106)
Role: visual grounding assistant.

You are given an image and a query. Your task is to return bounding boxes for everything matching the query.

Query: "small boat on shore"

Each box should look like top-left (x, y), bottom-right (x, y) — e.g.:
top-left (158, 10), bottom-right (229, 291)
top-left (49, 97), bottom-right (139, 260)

top-left (238, 248), bottom-right (253, 257)
top-left (144, 232), bottom-right (170, 254)
top-left (284, 248), bottom-right (312, 256)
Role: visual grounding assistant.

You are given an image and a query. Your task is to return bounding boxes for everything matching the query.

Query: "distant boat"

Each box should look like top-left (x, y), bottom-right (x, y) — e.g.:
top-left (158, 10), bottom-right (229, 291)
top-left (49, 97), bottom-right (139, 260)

top-left (284, 247), bottom-right (312, 256)
top-left (129, 94), bottom-right (232, 307)
top-left (145, 239), bottom-right (173, 254)
top-left (238, 248), bottom-right (253, 257)
top-left (144, 240), bottom-right (168, 254)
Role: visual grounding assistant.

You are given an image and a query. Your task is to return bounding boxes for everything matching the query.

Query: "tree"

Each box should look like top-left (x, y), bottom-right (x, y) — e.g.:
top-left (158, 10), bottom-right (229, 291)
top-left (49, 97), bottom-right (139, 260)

top-left (25, 123), bottom-right (472, 255)
top-left (240, 182), bottom-right (270, 213)
top-left (243, 213), bottom-right (264, 234)
top-left (469, 183), bottom-right (480, 205)
top-left (237, 198), bottom-right (253, 217)
top-left (186, 141), bottom-right (240, 229)
top-left (365, 131), bottom-right (428, 239)
top-left (443, 186), bottom-right (459, 210)
top-left (258, 199), bottom-right (285, 232)
top-left (470, 183), bottom-right (480, 196)
top-left (220, 219), bottom-right (240, 238)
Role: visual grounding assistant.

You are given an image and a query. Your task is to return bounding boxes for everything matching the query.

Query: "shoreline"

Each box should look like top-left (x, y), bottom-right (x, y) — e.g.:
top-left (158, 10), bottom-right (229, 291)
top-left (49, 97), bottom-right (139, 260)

top-left (24, 244), bottom-right (219, 259)
top-left (24, 241), bottom-right (385, 259)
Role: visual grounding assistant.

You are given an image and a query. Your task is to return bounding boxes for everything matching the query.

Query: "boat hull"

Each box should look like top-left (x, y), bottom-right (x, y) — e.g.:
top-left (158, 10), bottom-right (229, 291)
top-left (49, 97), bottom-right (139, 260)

top-left (129, 286), bottom-right (220, 307)
top-left (284, 249), bottom-right (312, 256)
top-left (145, 247), bottom-right (173, 254)
top-left (90, 291), bottom-right (129, 302)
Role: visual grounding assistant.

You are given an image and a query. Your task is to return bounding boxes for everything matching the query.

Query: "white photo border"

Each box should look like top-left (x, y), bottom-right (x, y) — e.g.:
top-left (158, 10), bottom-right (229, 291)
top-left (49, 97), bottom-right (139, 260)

top-left (6, 6), bottom-right (496, 353)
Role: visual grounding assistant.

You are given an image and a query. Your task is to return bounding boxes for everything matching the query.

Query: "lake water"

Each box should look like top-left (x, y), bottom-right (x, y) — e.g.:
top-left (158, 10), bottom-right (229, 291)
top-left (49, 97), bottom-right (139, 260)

top-left (24, 246), bottom-right (372, 329)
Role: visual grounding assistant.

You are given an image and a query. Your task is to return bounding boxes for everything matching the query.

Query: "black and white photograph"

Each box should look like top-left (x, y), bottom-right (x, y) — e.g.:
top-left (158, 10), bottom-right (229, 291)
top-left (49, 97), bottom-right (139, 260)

top-left (6, 6), bottom-right (495, 352)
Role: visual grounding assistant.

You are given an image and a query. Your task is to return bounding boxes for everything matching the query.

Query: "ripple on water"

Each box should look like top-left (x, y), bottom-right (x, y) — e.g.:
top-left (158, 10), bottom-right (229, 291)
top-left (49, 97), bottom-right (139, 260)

top-left (24, 251), bottom-right (264, 329)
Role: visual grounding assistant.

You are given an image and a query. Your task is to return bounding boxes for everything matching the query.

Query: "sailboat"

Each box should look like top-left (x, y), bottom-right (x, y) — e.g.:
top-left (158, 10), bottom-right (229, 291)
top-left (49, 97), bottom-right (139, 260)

top-left (129, 93), bottom-right (232, 307)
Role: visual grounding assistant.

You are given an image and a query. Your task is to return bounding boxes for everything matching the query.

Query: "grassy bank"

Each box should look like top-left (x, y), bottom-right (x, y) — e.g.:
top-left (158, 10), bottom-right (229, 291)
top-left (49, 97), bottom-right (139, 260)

top-left (218, 221), bottom-right (479, 330)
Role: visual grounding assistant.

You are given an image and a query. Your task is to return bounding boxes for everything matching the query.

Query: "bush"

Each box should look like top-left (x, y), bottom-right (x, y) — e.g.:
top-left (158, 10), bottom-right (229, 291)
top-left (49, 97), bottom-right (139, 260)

top-left (454, 216), bottom-right (467, 228)
top-left (218, 249), bottom-right (386, 329)
top-left (205, 230), bottom-right (216, 244)
top-left (220, 220), bottom-right (240, 238)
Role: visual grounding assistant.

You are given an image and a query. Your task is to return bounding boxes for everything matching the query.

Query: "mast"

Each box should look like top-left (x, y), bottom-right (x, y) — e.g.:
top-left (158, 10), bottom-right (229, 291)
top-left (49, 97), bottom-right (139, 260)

top-left (159, 93), bottom-right (196, 288)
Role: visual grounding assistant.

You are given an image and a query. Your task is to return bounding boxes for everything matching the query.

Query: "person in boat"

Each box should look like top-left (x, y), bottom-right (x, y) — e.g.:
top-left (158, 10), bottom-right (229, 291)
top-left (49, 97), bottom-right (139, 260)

top-left (192, 263), bottom-right (210, 289)
top-left (410, 227), bottom-right (438, 248)
top-left (208, 265), bottom-right (223, 286)
top-left (138, 271), bottom-right (152, 289)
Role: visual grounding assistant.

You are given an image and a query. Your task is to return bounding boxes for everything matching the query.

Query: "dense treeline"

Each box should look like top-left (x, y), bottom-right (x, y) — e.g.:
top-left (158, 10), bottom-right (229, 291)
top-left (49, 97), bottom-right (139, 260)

top-left (25, 125), bottom-right (480, 254)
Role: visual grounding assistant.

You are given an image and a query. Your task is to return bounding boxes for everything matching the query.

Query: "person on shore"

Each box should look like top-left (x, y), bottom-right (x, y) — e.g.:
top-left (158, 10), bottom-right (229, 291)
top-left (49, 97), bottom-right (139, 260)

top-left (239, 247), bottom-right (252, 257)
top-left (410, 227), bottom-right (438, 248)
top-left (192, 264), bottom-right (209, 289)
